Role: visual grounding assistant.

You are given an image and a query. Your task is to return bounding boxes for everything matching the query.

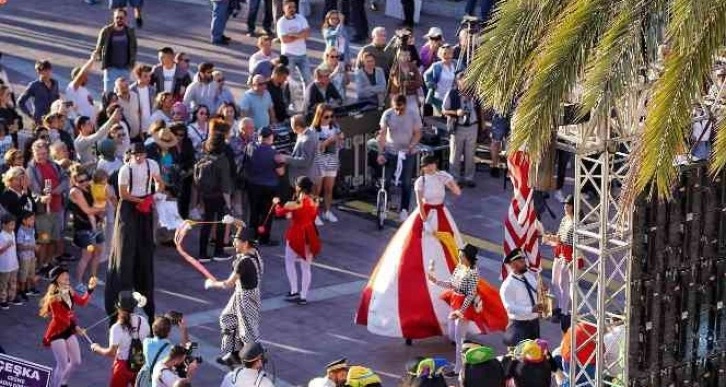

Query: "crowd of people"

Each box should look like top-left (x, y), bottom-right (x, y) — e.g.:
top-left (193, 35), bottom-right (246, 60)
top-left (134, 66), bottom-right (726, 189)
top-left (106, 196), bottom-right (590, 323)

top-left (0, 0), bottom-right (648, 386)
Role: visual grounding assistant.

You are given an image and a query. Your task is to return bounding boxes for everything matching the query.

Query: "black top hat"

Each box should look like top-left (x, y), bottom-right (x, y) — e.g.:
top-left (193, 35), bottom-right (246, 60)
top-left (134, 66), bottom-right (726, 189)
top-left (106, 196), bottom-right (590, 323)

top-left (49, 266), bottom-right (69, 283)
top-left (129, 142), bottom-right (146, 155)
top-left (326, 358), bottom-right (349, 372)
top-left (459, 243), bottom-right (478, 262)
top-left (117, 290), bottom-right (138, 312)
top-left (240, 342), bottom-right (265, 363)
top-left (503, 248), bottom-right (525, 264)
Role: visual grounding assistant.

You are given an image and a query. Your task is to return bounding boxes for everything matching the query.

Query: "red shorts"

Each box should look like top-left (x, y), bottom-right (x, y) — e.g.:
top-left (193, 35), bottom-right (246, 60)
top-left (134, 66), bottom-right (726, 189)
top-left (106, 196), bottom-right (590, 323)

top-left (110, 359), bottom-right (136, 387)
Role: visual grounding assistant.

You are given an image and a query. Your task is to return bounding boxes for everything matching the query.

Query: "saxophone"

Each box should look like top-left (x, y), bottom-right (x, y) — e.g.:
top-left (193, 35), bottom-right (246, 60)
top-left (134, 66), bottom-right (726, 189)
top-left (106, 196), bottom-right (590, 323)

top-left (537, 274), bottom-right (555, 319)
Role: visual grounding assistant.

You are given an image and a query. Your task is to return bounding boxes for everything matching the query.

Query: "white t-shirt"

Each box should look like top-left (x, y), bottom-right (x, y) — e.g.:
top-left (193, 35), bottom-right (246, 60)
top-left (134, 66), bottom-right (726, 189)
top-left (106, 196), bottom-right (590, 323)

top-left (249, 51), bottom-right (273, 75)
top-left (434, 63), bottom-right (455, 100)
top-left (162, 66), bottom-right (176, 93)
top-left (97, 158), bottom-right (124, 176)
top-left (109, 314), bottom-right (150, 361)
top-left (414, 171), bottom-right (453, 205)
top-left (65, 83), bottom-right (95, 120)
top-left (137, 86), bottom-right (152, 132)
top-left (118, 159), bottom-right (161, 197)
top-left (152, 363), bottom-right (180, 387)
top-left (276, 14), bottom-right (309, 56)
top-left (221, 368), bottom-right (275, 387)
top-left (0, 230), bottom-right (18, 273)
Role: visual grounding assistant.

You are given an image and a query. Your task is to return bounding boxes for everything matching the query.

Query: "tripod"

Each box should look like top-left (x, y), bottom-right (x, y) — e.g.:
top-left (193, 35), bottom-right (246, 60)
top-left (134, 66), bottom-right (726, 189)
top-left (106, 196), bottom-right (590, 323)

top-left (455, 16), bottom-right (486, 71)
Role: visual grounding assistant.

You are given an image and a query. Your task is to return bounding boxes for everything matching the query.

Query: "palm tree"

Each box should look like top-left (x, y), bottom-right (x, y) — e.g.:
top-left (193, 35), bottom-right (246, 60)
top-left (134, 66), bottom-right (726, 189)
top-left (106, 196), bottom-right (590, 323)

top-left (466, 0), bottom-right (726, 199)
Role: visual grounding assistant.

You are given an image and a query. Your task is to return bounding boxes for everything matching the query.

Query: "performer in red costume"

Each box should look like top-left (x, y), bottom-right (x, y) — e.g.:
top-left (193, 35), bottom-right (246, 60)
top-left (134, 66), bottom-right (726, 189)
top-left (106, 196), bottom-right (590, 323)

top-left (356, 155), bottom-right (507, 343)
top-left (274, 176), bottom-right (321, 305)
top-left (40, 266), bottom-right (96, 387)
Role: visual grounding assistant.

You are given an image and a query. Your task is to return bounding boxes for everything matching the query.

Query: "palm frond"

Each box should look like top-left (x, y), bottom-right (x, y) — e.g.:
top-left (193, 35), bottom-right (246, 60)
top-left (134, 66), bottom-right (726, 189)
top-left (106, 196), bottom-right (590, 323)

top-left (636, 0), bottom-right (726, 198)
top-left (510, 0), bottom-right (613, 161)
top-left (465, 0), bottom-right (568, 113)
top-left (709, 115), bottom-right (726, 174)
top-left (580, 1), bottom-right (644, 118)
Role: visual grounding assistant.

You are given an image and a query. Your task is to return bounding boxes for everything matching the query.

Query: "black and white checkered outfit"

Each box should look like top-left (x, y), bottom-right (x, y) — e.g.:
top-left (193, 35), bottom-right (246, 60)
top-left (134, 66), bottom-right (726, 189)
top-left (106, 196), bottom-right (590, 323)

top-left (219, 251), bottom-right (264, 356)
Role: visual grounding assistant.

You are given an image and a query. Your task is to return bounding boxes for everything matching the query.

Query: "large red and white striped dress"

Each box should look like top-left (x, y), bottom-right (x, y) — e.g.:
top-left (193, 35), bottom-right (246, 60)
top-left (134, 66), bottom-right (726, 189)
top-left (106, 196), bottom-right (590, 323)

top-left (356, 171), bottom-right (507, 339)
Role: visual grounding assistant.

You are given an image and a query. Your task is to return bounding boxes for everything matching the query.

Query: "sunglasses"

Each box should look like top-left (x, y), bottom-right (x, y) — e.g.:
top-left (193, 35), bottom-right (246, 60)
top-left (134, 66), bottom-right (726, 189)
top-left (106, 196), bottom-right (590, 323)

top-left (199, 112), bottom-right (209, 116)
top-left (323, 114), bottom-right (333, 119)
top-left (216, 78), bottom-right (225, 82)
top-left (76, 178), bottom-right (90, 184)
top-left (326, 54), bottom-right (339, 58)
top-left (181, 59), bottom-right (190, 63)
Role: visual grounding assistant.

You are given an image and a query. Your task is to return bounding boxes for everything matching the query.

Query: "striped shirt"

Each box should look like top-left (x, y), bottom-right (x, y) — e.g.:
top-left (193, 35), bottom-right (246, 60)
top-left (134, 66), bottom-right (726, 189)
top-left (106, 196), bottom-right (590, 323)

top-left (557, 215), bottom-right (574, 246)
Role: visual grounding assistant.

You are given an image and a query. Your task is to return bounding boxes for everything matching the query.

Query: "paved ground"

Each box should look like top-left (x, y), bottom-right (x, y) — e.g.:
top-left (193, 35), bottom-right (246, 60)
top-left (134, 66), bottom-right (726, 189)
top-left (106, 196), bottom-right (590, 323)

top-left (0, 1), bottom-right (573, 386)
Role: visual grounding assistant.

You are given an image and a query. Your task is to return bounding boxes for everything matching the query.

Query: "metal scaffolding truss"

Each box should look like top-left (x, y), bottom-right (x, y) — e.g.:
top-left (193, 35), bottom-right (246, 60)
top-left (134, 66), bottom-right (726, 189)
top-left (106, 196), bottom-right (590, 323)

top-left (557, 92), bottom-right (645, 385)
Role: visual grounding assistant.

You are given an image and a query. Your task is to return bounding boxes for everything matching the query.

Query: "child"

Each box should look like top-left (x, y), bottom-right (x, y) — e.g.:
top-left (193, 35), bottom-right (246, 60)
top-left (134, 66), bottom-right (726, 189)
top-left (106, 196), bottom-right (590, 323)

top-left (0, 213), bottom-right (20, 309)
top-left (91, 169), bottom-right (109, 211)
top-left (16, 211), bottom-right (38, 301)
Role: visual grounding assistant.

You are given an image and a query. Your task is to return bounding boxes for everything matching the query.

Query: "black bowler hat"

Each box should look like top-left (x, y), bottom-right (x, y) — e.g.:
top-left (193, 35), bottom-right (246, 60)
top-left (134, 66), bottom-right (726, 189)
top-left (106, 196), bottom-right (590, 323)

top-left (129, 142), bottom-right (146, 155)
top-left (233, 227), bottom-right (257, 245)
top-left (240, 342), bottom-right (265, 363)
top-left (503, 248), bottom-right (525, 264)
top-left (117, 290), bottom-right (139, 312)
top-left (325, 358), bottom-right (349, 372)
top-left (459, 243), bottom-right (478, 262)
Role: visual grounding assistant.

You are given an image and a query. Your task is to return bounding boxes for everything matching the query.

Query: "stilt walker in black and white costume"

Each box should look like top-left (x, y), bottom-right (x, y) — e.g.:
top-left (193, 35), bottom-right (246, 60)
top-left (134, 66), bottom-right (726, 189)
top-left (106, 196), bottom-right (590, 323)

top-left (204, 223), bottom-right (263, 368)
top-left (105, 142), bottom-right (165, 320)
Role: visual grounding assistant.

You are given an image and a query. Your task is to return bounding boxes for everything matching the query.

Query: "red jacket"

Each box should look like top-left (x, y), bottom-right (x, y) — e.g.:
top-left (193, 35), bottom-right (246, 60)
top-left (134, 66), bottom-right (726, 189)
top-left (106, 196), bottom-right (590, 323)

top-left (43, 291), bottom-right (91, 346)
top-left (274, 196), bottom-right (321, 259)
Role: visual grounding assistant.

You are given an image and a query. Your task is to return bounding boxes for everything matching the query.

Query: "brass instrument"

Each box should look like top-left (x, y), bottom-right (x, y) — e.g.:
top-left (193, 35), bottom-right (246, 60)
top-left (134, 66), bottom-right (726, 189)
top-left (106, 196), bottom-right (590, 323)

top-left (537, 274), bottom-right (556, 319)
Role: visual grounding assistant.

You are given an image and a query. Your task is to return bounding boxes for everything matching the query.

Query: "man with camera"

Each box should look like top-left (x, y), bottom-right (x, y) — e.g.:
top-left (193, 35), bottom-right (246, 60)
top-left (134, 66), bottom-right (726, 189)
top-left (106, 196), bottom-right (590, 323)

top-left (141, 314), bottom-right (190, 380)
top-left (220, 342), bottom-right (274, 387)
top-left (152, 344), bottom-right (199, 387)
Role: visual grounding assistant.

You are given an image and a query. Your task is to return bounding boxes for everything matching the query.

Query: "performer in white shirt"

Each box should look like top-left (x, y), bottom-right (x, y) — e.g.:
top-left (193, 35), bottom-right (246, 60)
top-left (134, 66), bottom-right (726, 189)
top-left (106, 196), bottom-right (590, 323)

top-left (499, 248), bottom-right (542, 347)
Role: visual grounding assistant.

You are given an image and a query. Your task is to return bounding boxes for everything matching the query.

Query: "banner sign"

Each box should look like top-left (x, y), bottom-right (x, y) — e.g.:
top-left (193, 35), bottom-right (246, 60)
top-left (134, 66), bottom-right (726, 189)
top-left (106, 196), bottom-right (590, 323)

top-left (0, 354), bottom-right (51, 387)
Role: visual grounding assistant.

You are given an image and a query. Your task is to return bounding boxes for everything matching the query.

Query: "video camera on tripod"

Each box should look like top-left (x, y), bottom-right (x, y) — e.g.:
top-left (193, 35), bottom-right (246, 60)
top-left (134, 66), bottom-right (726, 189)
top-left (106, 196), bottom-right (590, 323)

top-left (455, 16), bottom-right (486, 71)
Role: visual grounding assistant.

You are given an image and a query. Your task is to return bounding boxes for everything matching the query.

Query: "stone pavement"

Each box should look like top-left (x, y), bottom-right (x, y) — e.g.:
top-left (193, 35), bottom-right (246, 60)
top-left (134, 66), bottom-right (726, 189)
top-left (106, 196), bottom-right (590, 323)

top-left (0, 0), bottom-right (574, 386)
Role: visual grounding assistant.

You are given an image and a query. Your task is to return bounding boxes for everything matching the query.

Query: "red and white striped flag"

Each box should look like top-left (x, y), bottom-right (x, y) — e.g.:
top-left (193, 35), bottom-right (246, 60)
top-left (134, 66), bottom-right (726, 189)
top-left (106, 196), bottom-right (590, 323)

top-left (502, 150), bottom-right (542, 278)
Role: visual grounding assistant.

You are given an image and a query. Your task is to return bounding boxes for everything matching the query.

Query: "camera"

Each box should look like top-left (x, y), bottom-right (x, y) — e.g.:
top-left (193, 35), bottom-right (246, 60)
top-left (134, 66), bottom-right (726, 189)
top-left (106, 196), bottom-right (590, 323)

top-left (175, 342), bottom-right (203, 377)
top-left (394, 29), bottom-right (412, 45)
top-left (165, 310), bottom-right (183, 326)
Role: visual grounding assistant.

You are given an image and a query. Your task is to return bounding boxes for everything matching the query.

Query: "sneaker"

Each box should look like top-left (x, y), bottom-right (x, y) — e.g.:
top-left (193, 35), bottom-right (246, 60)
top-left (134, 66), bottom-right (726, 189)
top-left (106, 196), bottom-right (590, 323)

top-left (314, 216), bottom-right (324, 226)
top-left (198, 257), bottom-right (212, 263)
top-left (399, 209), bottom-right (409, 222)
top-left (20, 293), bottom-right (29, 302)
top-left (27, 288), bottom-right (41, 296)
top-left (554, 189), bottom-right (566, 203)
top-left (466, 180), bottom-right (477, 188)
top-left (135, 17), bottom-right (143, 28)
top-left (189, 208), bottom-right (202, 221)
top-left (0, 302), bottom-right (8, 310)
top-left (296, 298), bottom-right (308, 305)
top-left (322, 211), bottom-right (338, 223)
top-left (10, 297), bottom-right (23, 306)
top-left (212, 39), bottom-right (230, 46)
top-left (284, 292), bottom-right (300, 302)
top-left (213, 255), bottom-right (232, 262)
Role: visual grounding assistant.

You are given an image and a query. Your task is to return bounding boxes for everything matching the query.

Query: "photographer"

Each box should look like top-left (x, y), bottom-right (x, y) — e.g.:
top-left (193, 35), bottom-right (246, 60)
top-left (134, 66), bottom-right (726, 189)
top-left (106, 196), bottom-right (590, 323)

top-left (152, 345), bottom-right (199, 387)
top-left (220, 342), bottom-right (274, 387)
top-left (141, 315), bottom-right (190, 377)
top-left (389, 49), bottom-right (422, 113)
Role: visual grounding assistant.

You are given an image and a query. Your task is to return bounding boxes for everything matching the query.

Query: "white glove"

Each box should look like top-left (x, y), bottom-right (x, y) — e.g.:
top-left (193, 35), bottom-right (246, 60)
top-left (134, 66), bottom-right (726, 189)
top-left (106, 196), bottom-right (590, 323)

top-left (204, 279), bottom-right (215, 290)
top-left (153, 192), bottom-right (167, 201)
top-left (222, 215), bottom-right (236, 224)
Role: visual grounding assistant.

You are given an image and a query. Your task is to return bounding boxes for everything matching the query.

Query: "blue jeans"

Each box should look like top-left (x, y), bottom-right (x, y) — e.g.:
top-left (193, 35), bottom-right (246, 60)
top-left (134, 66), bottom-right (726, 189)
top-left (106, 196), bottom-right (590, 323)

top-left (384, 151), bottom-right (415, 212)
top-left (247, 0), bottom-right (273, 32)
top-left (103, 67), bottom-right (129, 93)
top-left (465, 0), bottom-right (495, 21)
top-left (210, 0), bottom-right (230, 43)
top-left (286, 54), bottom-right (312, 85)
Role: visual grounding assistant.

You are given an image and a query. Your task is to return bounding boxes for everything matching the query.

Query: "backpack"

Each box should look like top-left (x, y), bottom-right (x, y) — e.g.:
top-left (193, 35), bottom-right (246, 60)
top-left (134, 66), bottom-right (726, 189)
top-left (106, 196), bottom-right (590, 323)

top-left (134, 342), bottom-right (170, 387)
top-left (193, 154), bottom-right (221, 196)
top-left (127, 316), bottom-right (145, 373)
